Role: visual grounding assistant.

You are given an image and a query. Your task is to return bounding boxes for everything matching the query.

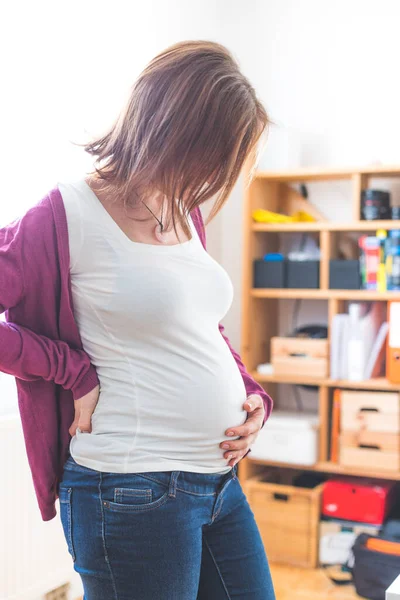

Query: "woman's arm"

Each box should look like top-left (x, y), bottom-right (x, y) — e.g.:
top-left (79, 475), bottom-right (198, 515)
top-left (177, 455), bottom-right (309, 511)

top-left (218, 323), bottom-right (272, 428)
top-left (219, 325), bottom-right (271, 463)
top-left (0, 321), bottom-right (99, 400)
top-left (0, 217), bottom-right (99, 400)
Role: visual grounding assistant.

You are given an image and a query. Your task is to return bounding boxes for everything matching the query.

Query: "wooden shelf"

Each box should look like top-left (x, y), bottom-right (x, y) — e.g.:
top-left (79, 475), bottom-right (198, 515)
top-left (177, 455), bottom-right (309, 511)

top-left (255, 164), bottom-right (400, 182)
top-left (316, 461), bottom-right (400, 480)
top-left (247, 457), bottom-right (400, 481)
top-left (251, 372), bottom-right (400, 391)
top-left (252, 219), bottom-right (400, 233)
top-left (251, 288), bottom-right (400, 300)
top-left (325, 378), bottom-right (400, 390)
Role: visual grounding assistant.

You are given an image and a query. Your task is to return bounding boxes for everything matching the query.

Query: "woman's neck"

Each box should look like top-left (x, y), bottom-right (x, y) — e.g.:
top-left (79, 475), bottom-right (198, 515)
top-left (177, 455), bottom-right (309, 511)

top-left (86, 175), bottom-right (191, 244)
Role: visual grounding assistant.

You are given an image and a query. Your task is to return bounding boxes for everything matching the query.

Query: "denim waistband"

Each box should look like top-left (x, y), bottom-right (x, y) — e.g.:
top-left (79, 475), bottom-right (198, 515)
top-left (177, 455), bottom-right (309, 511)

top-left (63, 454), bottom-right (237, 495)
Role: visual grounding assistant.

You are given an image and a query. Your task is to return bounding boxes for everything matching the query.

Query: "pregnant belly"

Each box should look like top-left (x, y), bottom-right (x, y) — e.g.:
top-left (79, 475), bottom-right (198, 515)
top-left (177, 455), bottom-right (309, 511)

top-left (90, 362), bottom-right (248, 450)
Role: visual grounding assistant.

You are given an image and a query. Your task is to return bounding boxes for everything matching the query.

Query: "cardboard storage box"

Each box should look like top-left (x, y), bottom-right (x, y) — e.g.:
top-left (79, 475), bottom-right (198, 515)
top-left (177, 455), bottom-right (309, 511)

top-left (340, 431), bottom-right (400, 471)
top-left (271, 337), bottom-right (329, 378)
top-left (340, 391), bottom-right (400, 433)
top-left (339, 444), bottom-right (400, 471)
top-left (339, 391), bottom-right (400, 471)
top-left (244, 471), bottom-right (323, 568)
top-left (249, 410), bottom-right (319, 466)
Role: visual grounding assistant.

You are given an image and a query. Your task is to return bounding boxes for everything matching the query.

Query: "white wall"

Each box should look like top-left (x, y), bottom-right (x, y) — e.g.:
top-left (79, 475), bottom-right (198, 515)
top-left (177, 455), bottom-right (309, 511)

top-left (0, 0), bottom-right (223, 224)
top-left (224, 0), bottom-right (400, 169)
top-left (216, 0), bottom-right (400, 352)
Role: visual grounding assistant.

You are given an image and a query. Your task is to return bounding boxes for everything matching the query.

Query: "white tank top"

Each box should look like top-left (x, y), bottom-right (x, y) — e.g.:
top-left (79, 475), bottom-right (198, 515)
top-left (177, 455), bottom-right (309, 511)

top-left (59, 178), bottom-right (247, 474)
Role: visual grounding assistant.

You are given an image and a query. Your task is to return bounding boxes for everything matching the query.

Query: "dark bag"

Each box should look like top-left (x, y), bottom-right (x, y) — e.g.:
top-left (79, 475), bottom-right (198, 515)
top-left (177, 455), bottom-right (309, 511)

top-left (382, 518), bottom-right (400, 542)
top-left (351, 533), bottom-right (400, 600)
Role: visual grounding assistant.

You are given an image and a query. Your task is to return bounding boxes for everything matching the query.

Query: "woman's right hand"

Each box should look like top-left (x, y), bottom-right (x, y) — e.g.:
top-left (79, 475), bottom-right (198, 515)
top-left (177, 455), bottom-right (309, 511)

top-left (68, 384), bottom-right (100, 436)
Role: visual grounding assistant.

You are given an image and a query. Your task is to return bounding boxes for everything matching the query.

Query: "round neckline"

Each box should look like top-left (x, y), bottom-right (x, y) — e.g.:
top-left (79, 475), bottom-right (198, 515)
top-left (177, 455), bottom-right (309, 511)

top-left (81, 179), bottom-right (197, 253)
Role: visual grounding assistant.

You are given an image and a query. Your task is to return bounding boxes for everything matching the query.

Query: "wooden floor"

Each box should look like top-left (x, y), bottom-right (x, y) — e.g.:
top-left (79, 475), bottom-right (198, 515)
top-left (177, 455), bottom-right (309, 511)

top-left (270, 564), bottom-right (361, 599)
top-left (77, 566), bottom-right (361, 599)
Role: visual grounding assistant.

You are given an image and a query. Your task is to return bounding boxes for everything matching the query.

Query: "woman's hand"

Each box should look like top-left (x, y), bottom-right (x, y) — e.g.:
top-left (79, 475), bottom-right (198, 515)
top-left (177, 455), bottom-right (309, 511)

top-left (220, 394), bottom-right (265, 467)
top-left (68, 384), bottom-right (100, 436)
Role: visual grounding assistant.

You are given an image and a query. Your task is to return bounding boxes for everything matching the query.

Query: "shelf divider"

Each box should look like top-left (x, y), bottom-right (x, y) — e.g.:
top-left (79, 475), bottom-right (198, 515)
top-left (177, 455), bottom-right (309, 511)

top-left (318, 386), bottom-right (329, 462)
top-left (320, 230), bottom-right (330, 290)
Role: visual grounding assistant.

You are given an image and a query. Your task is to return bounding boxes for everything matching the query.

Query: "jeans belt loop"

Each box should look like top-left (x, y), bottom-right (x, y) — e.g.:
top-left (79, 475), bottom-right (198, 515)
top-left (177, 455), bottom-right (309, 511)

top-left (168, 471), bottom-right (180, 498)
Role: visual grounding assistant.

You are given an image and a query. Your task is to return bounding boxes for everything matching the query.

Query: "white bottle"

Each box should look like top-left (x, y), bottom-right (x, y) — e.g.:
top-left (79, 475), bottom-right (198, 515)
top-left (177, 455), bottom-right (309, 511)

top-left (347, 303), bottom-right (364, 381)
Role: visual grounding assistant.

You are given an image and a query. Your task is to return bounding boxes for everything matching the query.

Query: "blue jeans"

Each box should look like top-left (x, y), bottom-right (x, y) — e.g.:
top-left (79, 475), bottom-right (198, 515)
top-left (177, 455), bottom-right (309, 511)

top-left (59, 455), bottom-right (275, 599)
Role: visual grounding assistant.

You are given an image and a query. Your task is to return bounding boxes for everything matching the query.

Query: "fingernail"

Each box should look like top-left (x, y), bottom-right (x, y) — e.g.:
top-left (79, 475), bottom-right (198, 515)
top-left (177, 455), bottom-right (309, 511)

top-left (227, 454), bottom-right (233, 460)
top-left (222, 443), bottom-right (230, 449)
top-left (227, 431), bottom-right (235, 436)
top-left (246, 402), bottom-right (252, 409)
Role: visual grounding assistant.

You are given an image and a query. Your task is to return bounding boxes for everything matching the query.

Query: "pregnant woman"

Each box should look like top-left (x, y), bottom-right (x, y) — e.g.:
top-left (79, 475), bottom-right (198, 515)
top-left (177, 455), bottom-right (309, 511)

top-left (0, 41), bottom-right (274, 599)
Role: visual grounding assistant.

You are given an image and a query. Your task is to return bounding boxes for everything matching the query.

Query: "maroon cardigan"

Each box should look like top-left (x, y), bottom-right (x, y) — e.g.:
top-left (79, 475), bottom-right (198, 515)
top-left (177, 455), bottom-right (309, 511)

top-left (0, 186), bottom-right (272, 521)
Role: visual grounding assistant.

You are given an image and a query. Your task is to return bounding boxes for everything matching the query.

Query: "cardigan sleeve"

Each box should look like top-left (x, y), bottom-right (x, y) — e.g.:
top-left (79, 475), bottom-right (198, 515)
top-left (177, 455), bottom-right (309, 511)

top-left (0, 216), bottom-right (99, 401)
top-left (192, 207), bottom-right (273, 429)
top-left (218, 323), bottom-right (272, 428)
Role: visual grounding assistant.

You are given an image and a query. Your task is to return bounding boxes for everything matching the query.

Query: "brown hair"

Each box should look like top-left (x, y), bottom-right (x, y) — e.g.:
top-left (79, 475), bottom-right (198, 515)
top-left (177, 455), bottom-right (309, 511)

top-left (84, 40), bottom-right (269, 236)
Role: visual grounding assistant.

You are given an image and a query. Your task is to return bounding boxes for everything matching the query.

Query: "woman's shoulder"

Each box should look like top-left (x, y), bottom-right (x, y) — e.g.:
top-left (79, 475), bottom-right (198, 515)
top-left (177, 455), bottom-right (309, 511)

top-left (0, 187), bottom-right (57, 248)
top-left (0, 187), bottom-right (63, 310)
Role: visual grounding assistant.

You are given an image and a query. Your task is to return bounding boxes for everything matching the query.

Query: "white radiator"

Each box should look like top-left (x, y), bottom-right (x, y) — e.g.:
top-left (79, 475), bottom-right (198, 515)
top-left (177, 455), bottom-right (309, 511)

top-left (0, 377), bottom-right (82, 600)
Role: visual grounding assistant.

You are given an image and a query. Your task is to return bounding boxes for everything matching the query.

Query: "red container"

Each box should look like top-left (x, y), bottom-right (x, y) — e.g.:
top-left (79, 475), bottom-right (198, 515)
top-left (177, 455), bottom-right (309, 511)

top-left (322, 478), bottom-right (397, 525)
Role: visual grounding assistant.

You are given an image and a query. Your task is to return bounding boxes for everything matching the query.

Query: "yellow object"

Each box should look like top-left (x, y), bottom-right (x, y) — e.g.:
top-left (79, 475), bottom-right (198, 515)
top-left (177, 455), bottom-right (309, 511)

top-left (294, 211), bottom-right (317, 222)
top-left (252, 208), bottom-right (317, 224)
top-left (252, 209), bottom-right (291, 223)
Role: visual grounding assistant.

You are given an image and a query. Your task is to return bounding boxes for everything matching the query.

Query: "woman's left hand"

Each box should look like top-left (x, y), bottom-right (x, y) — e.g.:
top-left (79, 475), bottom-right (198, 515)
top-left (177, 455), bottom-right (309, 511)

top-left (220, 394), bottom-right (265, 467)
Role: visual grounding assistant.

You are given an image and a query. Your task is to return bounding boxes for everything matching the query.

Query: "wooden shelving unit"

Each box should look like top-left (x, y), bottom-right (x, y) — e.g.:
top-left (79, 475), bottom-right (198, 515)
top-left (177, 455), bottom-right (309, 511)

top-left (238, 164), bottom-right (400, 485)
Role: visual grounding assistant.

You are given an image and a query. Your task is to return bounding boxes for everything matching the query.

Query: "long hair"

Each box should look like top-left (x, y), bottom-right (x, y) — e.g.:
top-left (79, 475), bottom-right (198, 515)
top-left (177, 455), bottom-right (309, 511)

top-left (84, 40), bottom-right (269, 237)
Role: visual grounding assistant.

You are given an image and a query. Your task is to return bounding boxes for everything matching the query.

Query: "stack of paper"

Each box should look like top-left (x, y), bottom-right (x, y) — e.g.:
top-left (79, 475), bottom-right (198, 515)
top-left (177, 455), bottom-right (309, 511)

top-left (330, 303), bottom-right (387, 380)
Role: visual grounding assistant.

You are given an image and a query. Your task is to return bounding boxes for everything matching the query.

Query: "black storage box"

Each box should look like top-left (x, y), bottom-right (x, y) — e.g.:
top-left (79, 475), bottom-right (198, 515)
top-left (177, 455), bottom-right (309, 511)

top-left (286, 260), bottom-right (319, 289)
top-left (329, 260), bottom-right (361, 290)
top-left (253, 259), bottom-right (286, 288)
